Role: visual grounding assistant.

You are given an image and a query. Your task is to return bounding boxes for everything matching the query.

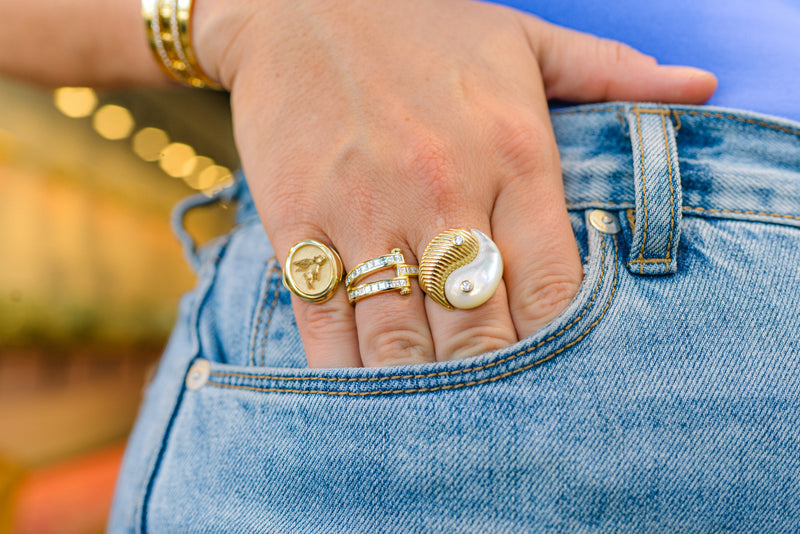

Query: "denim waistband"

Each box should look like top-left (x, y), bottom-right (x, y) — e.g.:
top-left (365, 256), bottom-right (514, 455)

top-left (229, 103), bottom-right (800, 229)
top-left (554, 103), bottom-right (800, 227)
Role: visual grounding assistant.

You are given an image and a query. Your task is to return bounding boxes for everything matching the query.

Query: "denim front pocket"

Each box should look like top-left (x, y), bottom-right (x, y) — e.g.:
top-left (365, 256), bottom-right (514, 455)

top-left (138, 211), bottom-right (621, 533)
top-left (117, 104), bottom-right (800, 533)
top-left (205, 207), bottom-right (619, 386)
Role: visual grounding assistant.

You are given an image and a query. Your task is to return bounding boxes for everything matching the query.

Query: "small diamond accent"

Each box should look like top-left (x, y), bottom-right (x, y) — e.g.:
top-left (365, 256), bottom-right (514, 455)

top-left (398, 266), bottom-right (419, 276)
top-left (460, 280), bottom-right (474, 293)
top-left (347, 278), bottom-right (411, 302)
top-left (347, 253), bottom-right (409, 286)
top-left (453, 235), bottom-right (464, 246)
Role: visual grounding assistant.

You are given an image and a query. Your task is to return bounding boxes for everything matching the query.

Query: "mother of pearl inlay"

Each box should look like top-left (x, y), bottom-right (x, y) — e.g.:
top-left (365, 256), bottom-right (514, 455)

top-left (444, 230), bottom-right (503, 309)
top-left (418, 228), bottom-right (503, 310)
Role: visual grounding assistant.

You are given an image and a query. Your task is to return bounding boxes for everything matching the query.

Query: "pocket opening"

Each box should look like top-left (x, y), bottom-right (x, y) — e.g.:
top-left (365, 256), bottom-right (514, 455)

top-left (197, 212), bottom-right (620, 396)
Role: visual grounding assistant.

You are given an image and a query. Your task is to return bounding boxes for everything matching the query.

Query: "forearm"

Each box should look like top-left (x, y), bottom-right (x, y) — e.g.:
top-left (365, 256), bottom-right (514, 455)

top-left (0, 0), bottom-right (168, 88)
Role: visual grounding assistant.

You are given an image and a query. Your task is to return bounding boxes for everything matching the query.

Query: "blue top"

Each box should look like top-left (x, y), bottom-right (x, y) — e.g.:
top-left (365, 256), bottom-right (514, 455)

top-left (500, 0), bottom-right (800, 122)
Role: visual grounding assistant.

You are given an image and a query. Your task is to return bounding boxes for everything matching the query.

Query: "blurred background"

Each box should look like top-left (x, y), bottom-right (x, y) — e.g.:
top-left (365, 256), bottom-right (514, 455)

top-left (0, 77), bottom-right (238, 533)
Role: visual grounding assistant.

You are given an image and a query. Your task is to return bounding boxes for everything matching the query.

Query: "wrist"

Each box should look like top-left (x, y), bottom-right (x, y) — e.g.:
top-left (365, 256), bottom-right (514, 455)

top-left (191, 0), bottom-right (346, 91)
top-left (137, 0), bottom-right (223, 89)
top-left (191, 0), bottom-right (266, 90)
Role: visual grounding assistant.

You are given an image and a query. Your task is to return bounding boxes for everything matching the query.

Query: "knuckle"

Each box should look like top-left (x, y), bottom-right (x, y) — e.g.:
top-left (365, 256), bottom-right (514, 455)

top-left (518, 273), bottom-right (582, 327)
top-left (443, 327), bottom-right (517, 360)
top-left (339, 174), bottom-right (382, 227)
top-left (295, 302), bottom-right (353, 342)
top-left (256, 160), bottom-right (334, 233)
top-left (609, 40), bottom-right (629, 66)
top-left (471, 11), bottom-right (528, 61)
top-left (398, 137), bottom-right (459, 207)
top-left (264, 188), bottom-right (319, 236)
top-left (365, 328), bottom-right (433, 367)
top-left (597, 38), bottom-right (651, 69)
top-left (490, 116), bottom-right (552, 178)
top-left (592, 38), bottom-right (627, 68)
top-left (319, 144), bottom-right (385, 230)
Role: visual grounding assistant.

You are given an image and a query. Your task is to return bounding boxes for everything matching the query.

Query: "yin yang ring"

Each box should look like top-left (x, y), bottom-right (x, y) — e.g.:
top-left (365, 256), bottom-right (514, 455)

top-left (418, 228), bottom-right (504, 310)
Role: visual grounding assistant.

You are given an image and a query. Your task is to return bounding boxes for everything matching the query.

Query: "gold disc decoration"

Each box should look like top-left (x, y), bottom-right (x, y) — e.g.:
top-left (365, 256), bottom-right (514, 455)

top-left (283, 240), bottom-right (344, 303)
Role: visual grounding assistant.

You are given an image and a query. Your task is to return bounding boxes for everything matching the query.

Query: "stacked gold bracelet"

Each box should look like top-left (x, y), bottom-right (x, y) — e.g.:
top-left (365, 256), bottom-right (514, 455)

top-left (142, 0), bottom-right (222, 90)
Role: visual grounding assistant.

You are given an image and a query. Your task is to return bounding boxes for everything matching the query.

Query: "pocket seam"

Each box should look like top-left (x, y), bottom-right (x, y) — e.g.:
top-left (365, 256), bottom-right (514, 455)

top-left (248, 259), bottom-right (275, 366)
top-left (261, 267), bottom-right (282, 366)
top-left (249, 257), bottom-right (281, 366)
top-left (204, 235), bottom-right (619, 395)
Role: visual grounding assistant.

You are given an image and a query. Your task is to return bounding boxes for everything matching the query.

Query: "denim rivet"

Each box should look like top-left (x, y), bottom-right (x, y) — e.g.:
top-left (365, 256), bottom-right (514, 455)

top-left (185, 359), bottom-right (211, 391)
top-left (589, 210), bottom-right (621, 234)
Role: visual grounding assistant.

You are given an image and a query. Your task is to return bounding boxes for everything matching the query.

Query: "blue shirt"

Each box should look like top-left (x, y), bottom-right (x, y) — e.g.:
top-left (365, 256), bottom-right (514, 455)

top-left (500, 0), bottom-right (800, 122)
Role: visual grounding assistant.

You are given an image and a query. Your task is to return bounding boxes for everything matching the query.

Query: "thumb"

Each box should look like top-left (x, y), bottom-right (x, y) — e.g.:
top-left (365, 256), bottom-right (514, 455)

top-left (520, 15), bottom-right (718, 104)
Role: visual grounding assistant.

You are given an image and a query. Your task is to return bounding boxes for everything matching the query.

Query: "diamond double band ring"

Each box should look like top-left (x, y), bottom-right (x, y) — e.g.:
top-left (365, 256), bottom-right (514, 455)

top-left (346, 248), bottom-right (419, 303)
top-left (283, 239), bottom-right (344, 303)
top-left (418, 229), bottom-right (503, 310)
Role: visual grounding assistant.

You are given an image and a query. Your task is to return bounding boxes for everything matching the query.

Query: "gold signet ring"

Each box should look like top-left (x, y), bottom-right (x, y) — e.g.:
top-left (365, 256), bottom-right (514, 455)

top-left (418, 229), bottom-right (503, 310)
top-left (283, 240), bottom-right (344, 303)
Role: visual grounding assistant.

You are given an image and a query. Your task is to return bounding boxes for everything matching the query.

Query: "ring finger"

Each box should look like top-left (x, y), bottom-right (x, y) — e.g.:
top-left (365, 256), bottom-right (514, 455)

top-left (417, 221), bottom-right (518, 362)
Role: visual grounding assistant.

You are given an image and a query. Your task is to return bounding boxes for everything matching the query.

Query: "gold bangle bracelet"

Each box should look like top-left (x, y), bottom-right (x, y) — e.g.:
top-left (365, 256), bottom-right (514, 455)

top-left (157, 1), bottom-right (194, 85)
top-left (143, 1), bottom-right (181, 83)
top-left (142, 0), bottom-right (222, 90)
top-left (173, 0), bottom-right (222, 89)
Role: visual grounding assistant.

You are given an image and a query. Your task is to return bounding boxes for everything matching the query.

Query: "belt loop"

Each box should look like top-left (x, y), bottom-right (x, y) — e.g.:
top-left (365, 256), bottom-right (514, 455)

top-left (170, 180), bottom-right (240, 272)
top-left (624, 103), bottom-right (683, 275)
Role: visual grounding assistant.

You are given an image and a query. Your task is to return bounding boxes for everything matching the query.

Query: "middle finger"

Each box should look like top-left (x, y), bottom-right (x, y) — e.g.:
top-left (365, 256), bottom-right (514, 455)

top-left (417, 222), bottom-right (519, 362)
top-left (344, 238), bottom-right (436, 367)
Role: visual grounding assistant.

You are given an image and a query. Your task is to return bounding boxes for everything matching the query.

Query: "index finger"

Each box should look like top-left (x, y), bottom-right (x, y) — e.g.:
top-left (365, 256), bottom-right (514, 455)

top-left (277, 232), bottom-right (362, 368)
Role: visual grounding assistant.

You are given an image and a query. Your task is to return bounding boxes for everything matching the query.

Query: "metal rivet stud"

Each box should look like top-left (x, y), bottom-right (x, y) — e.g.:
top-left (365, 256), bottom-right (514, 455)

top-left (588, 209), bottom-right (621, 234)
top-left (185, 359), bottom-right (211, 391)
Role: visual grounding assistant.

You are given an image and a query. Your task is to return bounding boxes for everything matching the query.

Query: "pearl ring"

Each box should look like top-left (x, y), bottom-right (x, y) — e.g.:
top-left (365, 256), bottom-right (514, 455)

top-left (418, 229), bottom-right (503, 310)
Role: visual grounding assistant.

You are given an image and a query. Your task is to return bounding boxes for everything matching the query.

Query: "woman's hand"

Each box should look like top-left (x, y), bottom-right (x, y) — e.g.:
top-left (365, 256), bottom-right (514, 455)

top-left (193, 0), bottom-right (716, 368)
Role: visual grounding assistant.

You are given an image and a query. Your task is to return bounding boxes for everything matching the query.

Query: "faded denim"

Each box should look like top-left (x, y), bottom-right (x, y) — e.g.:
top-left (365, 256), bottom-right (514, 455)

top-left (109, 103), bottom-right (800, 533)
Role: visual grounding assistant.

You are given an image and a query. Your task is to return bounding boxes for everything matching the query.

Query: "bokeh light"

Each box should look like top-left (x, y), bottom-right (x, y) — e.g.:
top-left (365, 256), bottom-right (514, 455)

top-left (51, 88), bottom-right (235, 192)
top-left (199, 165), bottom-right (234, 196)
top-left (92, 105), bottom-right (135, 140)
top-left (53, 87), bottom-right (98, 118)
top-left (132, 127), bottom-right (170, 162)
top-left (182, 156), bottom-right (216, 190)
top-left (159, 142), bottom-right (196, 178)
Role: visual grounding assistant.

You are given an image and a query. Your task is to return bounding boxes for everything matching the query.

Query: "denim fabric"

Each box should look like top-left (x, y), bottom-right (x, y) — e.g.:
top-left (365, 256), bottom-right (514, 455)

top-left (109, 103), bottom-right (800, 533)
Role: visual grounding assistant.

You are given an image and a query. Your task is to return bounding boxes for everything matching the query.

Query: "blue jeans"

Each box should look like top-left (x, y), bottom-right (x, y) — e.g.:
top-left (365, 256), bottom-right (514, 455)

top-left (109, 103), bottom-right (800, 532)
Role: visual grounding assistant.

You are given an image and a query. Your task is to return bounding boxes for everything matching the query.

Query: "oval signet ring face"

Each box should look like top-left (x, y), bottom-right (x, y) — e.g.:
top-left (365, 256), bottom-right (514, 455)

top-left (418, 228), bottom-right (503, 310)
top-left (283, 240), bottom-right (344, 303)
